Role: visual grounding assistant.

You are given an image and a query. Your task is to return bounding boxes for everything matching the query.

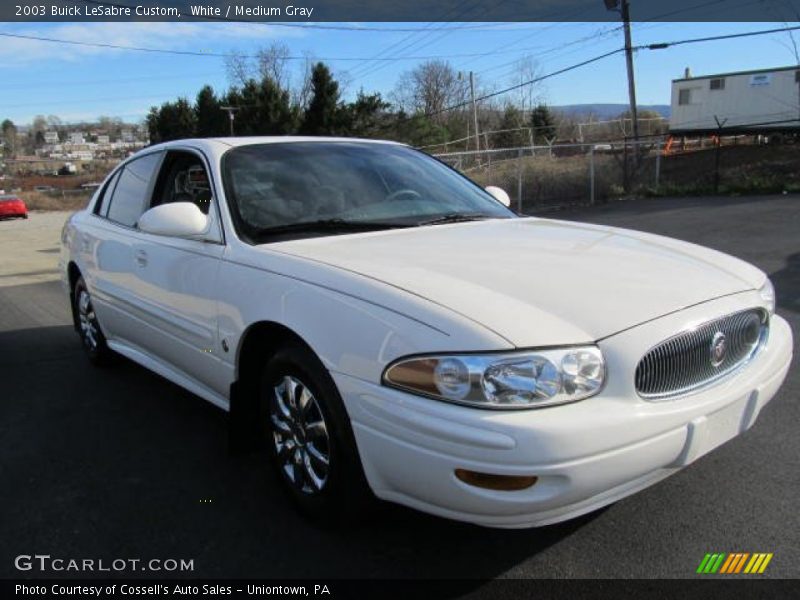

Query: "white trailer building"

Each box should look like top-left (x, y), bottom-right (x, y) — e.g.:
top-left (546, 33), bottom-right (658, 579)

top-left (670, 65), bottom-right (800, 134)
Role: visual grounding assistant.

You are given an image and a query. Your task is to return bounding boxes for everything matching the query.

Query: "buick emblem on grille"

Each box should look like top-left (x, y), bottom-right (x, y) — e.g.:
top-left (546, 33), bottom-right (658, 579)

top-left (710, 331), bottom-right (728, 367)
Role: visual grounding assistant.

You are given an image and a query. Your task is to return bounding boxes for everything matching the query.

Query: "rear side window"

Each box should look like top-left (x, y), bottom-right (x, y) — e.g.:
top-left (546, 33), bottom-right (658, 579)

top-left (94, 169), bottom-right (121, 216)
top-left (106, 152), bottom-right (162, 227)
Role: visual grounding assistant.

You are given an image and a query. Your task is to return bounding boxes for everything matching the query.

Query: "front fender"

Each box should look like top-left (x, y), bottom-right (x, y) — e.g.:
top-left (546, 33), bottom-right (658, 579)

top-left (217, 249), bottom-right (514, 385)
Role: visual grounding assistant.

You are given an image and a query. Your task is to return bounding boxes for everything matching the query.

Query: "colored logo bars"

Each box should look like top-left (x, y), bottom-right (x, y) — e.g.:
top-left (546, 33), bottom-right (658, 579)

top-left (697, 553), bottom-right (773, 574)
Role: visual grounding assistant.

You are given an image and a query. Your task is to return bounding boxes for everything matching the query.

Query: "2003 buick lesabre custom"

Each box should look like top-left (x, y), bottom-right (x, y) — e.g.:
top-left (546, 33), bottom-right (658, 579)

top-left (60, 138), bottom-right (792, 528)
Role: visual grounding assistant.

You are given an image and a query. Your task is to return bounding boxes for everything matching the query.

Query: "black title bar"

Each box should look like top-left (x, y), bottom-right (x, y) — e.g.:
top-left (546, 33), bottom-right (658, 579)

top-left (3, 0), bottom-right (799, 22)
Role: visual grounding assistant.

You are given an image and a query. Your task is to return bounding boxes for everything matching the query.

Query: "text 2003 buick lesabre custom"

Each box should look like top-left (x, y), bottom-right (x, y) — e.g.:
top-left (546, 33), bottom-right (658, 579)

top-left (60, 137), bottom-right (792, 528)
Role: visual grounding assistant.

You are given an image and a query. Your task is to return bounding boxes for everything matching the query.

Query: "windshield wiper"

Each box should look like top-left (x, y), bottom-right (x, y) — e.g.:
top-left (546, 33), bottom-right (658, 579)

top-left (417, 213), bottom-right (494, 227)
top-left (255, 218), bottom-right (409, 237)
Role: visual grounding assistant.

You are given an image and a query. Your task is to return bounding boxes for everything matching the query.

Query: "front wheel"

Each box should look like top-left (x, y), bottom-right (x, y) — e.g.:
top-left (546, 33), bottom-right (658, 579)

top-left (260, 343), bottom-right (373, 524)
top-left (73, 277), bottom-right (114, 366)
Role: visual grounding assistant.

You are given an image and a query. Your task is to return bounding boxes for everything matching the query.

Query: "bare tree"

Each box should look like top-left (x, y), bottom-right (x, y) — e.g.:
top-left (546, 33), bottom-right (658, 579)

top-left (508, 56), bottom-right (544, 117)
top-left (225, 51), bottom-right (252, 88)
top-left (256, 42), bottom-right (291, 89)
top-left (768, 1), bottom-right (800, 62)
top-left (392, 60), bottom-right (468, 123)
top-left (293, 52), bottom-right (317, 110)
top-left (46, 115), bottom-right (62, 130)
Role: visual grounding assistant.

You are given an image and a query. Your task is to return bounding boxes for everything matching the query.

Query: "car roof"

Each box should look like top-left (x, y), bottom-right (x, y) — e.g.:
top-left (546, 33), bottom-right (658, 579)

top-left (141, 136), bottom-right (407, 161)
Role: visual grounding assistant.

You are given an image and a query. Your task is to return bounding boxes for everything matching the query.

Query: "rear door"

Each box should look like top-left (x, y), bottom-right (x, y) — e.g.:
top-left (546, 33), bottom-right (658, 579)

top-left (86, 151), bottom-right (163, 349)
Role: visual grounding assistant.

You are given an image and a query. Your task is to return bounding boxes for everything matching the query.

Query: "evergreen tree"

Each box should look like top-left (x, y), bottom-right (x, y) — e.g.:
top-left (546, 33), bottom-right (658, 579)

top-left (231, 80), bottom-right (261, 136)
top-left (301, 63), bottom-right (341, 135)
top-left (254, 77), bottom-right (299, 135)
top-left (393, 112), bottom-right (449, 147)
top-left (530, 104), bottom-right (556, 142)
top-left (495, 105), bottom-right (528, 148)
top-left (341, 91), bottom-right (390, 138)
top-left (146, 107), bottom-right (161, 144)
top-left (148, 98), bottom-right (197, 142)
top-left (195, 85), bottom-right (227, 137)
top-left (1, 119), bottom-right (18, 157)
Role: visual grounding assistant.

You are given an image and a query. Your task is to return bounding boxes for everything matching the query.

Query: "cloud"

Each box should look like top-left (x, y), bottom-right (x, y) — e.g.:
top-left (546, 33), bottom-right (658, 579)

top-left (0, 21), bottom-right (303, 65)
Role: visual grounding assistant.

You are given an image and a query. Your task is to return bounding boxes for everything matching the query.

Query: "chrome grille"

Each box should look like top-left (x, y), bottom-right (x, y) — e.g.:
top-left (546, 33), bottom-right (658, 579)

top-left (635, 309), bottom-right (768, 399)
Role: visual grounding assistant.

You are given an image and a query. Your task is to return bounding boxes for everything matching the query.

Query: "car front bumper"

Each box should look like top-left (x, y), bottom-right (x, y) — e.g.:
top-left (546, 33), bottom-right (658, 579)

top-left (333, 295), bottom-right (793, 528)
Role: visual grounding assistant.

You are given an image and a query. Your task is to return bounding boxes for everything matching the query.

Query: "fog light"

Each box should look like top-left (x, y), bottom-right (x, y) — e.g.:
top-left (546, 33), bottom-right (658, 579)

top-left (454, 469), bottom-right (538, 491)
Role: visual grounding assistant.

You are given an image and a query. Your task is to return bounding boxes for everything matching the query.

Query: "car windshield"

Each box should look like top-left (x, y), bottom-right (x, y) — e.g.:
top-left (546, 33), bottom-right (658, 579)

top-left (221, 142), bottom-right (515, 243)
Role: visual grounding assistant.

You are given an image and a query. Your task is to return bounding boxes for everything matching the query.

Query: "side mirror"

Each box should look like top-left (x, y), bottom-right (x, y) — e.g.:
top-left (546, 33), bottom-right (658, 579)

top-left (138, 202), bottom-right (208, 237)
top-left (485, 186), bottom-right (511, 208)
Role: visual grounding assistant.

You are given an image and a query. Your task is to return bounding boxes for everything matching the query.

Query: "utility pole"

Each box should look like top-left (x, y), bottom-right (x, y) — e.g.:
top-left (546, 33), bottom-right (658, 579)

top-left (220, 106), bottom-right (239, 136)
top-left (605, 0), bottom-right (639, 145)
top-left (621, 0), bottom-right (640, 146)
top-left (469, 71), bottom-right (480, 152)
top-left (713, 115), bottom-right (728, 193)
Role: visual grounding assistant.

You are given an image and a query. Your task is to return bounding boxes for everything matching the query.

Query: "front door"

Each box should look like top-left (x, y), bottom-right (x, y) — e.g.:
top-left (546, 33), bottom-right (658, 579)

top-left (128, 149), bottom-right (228, 401)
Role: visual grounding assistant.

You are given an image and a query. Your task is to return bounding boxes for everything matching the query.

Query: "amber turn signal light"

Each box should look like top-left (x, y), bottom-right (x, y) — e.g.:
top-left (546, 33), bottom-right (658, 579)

top-left (454, 469), bottom-right (538, 491)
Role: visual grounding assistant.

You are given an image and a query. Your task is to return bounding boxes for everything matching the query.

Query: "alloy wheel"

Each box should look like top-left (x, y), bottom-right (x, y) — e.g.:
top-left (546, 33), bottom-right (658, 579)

top-left (77, 289), bottom-right (99, 352)
top-left (270, 375), bottom-right (331, 495)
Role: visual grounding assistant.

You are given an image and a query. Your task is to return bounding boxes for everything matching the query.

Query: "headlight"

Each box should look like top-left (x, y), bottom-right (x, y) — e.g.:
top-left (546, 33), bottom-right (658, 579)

top-left (759, 278), bottom-right (776, 315)
top-left (383, 346), bottom-right (605, 409)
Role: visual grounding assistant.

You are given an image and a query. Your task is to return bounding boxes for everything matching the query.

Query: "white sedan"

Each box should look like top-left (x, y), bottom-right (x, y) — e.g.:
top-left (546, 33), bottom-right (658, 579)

top-left (60, 137), bottom-right (792, 528)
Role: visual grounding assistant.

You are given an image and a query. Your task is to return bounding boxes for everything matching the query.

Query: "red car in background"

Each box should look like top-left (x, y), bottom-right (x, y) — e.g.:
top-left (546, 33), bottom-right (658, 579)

top-left (0, 195), bottom-right (28, 220)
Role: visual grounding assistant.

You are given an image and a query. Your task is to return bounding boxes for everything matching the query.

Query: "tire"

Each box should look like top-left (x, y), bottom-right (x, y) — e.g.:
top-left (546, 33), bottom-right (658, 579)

top-left (260, 342), bottom-right (374, 524)
top-left (73, 276), bottom-right (114, 366)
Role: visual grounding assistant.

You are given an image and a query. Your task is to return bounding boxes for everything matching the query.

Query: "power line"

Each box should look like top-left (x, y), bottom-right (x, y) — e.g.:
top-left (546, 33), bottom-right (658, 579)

top-left (474, 25), bottom-right (622, 76)
top-left (0, 71), bottom-right (226, 90)
top-left (352, 2), bottom-right (599, 80)
top-left (455, 22), bottom-right (581, 73)
top-left (637, 24), bottom-right (800, 50)
top-left (0, 30), bottom-right (601, 63)
top-left (347, 5), bottom-right (475, 79)
top-left (430, 48), bottom-right (627, 116)
top-left (350, 0), bottom-right (496, 80)
top-left (466, 0), bottom-right (756, 81)
top-left (432, 24), bottom-right (800, 117)
top-left (8, 23), bottom-right (800, 117)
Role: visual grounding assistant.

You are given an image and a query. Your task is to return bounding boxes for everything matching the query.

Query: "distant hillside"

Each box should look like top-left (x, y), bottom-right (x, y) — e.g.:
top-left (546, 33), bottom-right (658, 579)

top-left (553, 103), bottom-right (671, 119)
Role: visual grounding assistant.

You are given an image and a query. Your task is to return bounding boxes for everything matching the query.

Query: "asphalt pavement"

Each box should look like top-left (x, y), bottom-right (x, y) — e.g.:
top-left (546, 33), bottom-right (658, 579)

top-left (0, 196), bottom-right (797, 581)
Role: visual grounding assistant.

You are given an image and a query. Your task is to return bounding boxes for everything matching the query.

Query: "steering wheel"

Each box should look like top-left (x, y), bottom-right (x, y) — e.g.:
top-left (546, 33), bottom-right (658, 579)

top-left (386, 189), bottom-right (422, 202)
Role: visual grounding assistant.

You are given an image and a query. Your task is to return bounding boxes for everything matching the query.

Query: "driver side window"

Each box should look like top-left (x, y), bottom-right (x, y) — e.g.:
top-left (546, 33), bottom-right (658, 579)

top-left (151, 150), bottom-right (213, 215)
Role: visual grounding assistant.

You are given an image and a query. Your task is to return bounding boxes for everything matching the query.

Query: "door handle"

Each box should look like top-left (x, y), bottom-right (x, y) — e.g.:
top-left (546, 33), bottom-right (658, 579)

top-left (135, 250), bottom-right (148, 267)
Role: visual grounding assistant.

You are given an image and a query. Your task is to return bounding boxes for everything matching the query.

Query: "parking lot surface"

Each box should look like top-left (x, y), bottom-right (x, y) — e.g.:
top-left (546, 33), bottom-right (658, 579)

top-left (0, 196), bottom-right (797, 580)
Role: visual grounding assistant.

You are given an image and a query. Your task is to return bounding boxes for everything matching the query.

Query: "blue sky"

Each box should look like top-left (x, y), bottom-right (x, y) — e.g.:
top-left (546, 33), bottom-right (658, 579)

top-left (0, 20), bottom-right (798, 124)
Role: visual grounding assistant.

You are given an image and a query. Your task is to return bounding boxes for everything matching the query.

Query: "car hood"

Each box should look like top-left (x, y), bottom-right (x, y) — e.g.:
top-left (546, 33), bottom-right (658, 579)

top-left (268, 218), bottom-right (765, 346)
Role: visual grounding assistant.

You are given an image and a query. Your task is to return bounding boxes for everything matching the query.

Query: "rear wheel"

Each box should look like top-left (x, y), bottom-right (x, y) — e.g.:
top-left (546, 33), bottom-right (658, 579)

top-left (260, 343), bottom-right (373, 524)
top-left (73, 277), bottom-right (114, 366)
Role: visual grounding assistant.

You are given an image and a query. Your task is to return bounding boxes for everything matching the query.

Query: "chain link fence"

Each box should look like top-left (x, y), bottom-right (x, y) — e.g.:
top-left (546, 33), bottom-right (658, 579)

top-left (434, 141), bottom-right (661, 213)
top-left (3, 136), bottom-right (799, 214)
top-left (433, 135), bottom-right (800, 214)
